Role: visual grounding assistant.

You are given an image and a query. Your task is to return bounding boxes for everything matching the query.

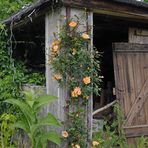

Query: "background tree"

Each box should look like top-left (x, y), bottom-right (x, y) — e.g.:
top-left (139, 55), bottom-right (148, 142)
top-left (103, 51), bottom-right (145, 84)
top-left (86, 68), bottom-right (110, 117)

top-left (0, 0), bottom-right (33, 21)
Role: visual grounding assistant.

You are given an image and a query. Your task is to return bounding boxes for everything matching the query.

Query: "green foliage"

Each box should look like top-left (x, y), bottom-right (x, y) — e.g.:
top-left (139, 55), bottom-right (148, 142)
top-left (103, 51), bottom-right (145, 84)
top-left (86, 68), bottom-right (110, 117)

top-left (50, 19), bottom-right (102, 98)
top-left (67, 109), bottom-right (87, 147)
top-left (0, 24), bottom-right (25, 114)
top-left (137, 136), bottom-right (148, 148)
top-left (0, 0), bottom-right (33, 21)
top-left (5, 90), bottom-right (61, 148)
top-left (92, 103), bottom-right (148, 148)
top-left (0, 24), bottom-right (45, 115)
top-left (0, 113), bottom-right (16, 148)
top-left (25, 72), bottom-right (45, 86)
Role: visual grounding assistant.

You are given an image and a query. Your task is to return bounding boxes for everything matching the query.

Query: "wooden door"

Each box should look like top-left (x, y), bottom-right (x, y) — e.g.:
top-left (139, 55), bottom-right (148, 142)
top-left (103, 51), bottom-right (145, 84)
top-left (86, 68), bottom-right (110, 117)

top-left (113, 43), bottom-right (148, 146)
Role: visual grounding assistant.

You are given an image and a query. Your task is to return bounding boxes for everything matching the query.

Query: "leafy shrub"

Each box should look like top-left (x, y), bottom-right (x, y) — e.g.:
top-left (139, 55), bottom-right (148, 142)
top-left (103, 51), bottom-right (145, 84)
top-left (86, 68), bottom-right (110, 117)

top-left (5, 91), bottom-right (61, 148)
top-left (24, 72), bottom-right (45, 86)
top-left (0, 24), bottom-right (45, 115)
top-left (0, 113), bottom-right (16, 148)
top-left (92, 104), bottom-right (148, 148)
top-left (0, 0), bottom-right (33, 21)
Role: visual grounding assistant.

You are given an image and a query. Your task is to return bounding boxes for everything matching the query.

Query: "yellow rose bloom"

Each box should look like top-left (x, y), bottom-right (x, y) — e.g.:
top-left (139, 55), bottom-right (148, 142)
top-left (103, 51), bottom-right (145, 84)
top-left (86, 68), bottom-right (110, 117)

top-left (62, 131), bottom-right (69, 138)
top-left (82, 33), bottom-right (90, 39)
top-left (53, 74), bottom-right (62, 81)
top-left (69, 21), bottom-right (77, 27)
top-left (52, 39), bottom-right (61, 46)
top-left (83, 76), bottom-right (91, 85)
top-left (72, 48), bottom-right (77, 55)
top-left (92, 141), bottom-right (100, 146)
top-left (71, 91), bottom-right (77, 97)
top-left (75, 144), bottom-right (80, 148)
top-left (71, 87), bottom-right (82, 97)
top-left (52, 45), bottom-right (59, 52)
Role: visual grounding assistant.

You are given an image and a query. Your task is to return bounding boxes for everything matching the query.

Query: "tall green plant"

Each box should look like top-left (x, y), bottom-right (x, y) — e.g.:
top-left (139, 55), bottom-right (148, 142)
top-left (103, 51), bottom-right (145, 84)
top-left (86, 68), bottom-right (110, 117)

top-left (137, 136), bottom-right (148, 148)
top-left (5, 91), bottom-right (61, 148)
top-left (0, 113), bottom-right (16, 148)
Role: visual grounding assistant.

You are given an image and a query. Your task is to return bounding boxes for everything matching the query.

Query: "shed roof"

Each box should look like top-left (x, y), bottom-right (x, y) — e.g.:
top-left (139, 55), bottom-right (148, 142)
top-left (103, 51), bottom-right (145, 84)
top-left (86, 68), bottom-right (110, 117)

top-left (2, 0), bottom-right (148, 28)
top-left (114, 0), bottom-right (148, 8)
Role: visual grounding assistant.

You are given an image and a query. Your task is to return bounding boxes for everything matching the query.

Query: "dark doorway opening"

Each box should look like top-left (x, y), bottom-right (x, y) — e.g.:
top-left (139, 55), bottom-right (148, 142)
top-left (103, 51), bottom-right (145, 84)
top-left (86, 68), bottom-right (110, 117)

top-left (11, 15), bottom-right (45, 85)
top-left (93, 14), bottom-right (128, 118)
top-left (12, 16), bottom-right (45, 73)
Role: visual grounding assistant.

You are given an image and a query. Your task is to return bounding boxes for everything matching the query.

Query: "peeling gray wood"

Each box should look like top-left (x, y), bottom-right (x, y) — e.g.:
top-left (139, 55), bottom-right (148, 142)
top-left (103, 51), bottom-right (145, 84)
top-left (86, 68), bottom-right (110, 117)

top-left (129, 28), bottom-right (148, 44)
top-left (113, 43), bottom-right (148, 52)
top-left (45, 7), bottom-right (68, 148)
top-left (87, 11), bottom-right (93, 144)
top-left (45, 7), bottom-right (93, 148)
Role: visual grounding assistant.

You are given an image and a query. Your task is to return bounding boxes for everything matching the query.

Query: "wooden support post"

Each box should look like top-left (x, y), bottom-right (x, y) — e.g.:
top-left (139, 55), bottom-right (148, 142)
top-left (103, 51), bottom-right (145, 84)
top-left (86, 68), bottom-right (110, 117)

top-left (45, 7), bottom-right (93, 147)
top-left (45, 7), bottom-right (68, 148)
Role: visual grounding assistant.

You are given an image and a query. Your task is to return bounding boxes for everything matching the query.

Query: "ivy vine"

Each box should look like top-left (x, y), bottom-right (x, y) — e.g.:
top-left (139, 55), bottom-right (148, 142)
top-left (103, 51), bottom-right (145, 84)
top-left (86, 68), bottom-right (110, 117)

top-left (0, 24), bottom-right (45, 115)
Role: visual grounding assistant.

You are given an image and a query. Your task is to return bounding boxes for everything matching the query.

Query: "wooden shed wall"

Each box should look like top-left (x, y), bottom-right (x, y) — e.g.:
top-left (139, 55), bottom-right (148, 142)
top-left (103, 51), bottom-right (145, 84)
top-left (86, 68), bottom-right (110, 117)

top-left (45, 7), bottom-right (93, 147)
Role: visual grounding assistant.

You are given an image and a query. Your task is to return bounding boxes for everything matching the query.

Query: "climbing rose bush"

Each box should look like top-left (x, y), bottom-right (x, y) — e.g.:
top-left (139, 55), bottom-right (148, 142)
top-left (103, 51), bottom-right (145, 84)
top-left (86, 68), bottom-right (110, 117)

top-left (49, 19), bottom-right (102, 101)
top-left (49, 17), bottom-right (102, 147)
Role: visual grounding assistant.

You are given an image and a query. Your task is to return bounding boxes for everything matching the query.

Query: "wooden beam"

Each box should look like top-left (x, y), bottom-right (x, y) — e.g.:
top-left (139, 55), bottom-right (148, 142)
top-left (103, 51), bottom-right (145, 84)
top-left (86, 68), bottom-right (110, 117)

top-left (124, 125), bottom-right (148, 138)
top-left (92, 100), bottom-right (116, 116)
top-left (63, 0), bottom-right (148, 23)
top-left (113, 43), bottom-right (148, 52)
top-left (4, 0), bottom-right (61, 30)
top-left (45, 7), bottom-right (69, 147)
top-left (125, 78), bottom-right (148, 126)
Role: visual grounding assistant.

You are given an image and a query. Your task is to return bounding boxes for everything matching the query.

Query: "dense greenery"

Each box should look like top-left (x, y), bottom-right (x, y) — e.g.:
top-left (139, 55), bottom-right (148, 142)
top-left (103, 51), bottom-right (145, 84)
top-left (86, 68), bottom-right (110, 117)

top-left (0, 24), bottom-right (45, 115)
top-left (0, 113), bottom-right (16, 147)
top-left (5, 91), bottom-right (61, 148)
top-left (0, 0), bottom-right (46, 115)
top-left (0, 0), bottom-right (33, 21)
top-left (50, 20), bottom-right (102, 98)
top-left (92, 104), bottom-right (148, 148)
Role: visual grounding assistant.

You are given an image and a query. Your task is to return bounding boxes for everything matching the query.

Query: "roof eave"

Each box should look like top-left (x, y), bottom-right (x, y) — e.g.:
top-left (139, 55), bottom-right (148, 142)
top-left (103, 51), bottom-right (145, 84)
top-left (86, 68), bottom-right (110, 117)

top-left (2, 0), bottom-right (148, 29)
top-left (2, 0), bottom-right (61, 28)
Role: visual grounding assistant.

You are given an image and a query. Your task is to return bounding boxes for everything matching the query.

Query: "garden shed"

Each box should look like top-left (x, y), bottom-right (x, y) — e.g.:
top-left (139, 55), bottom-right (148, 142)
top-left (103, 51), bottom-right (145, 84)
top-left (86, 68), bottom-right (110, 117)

top-left (3, 0), bottom-right (148, 147)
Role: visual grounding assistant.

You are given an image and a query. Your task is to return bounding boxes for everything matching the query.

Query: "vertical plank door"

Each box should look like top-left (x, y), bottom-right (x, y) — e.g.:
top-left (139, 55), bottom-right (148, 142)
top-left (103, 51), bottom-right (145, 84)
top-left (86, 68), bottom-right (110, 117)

top-left (113, 43), bottom-right (148, 146)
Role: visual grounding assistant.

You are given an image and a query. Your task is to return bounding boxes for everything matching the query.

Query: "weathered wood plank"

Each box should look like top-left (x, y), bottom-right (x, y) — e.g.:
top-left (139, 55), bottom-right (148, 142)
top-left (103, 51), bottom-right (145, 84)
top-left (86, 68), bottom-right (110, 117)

top-left (125, 78), bottom-right (148, 126)
top-left (124, 125), bottom-right (148, 138)
top-left (113, 42), bottom-right (148, 146)
top-left (113, 43), bottom-right (148, 52)
top-left (4, 0), bottom-right (148, 30)
top-left (92, 100), bottom-right (116, 116)
top-left (129, 28), bottom-right (148, 44)
top-left (63, 0), bottom-right (148, 23)
top-left (45, 7), bottom-right (68, 148)
top-left (87, 11), bottom-right (93, 144)
top-left (3, 0), bottom-right (61, 28)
